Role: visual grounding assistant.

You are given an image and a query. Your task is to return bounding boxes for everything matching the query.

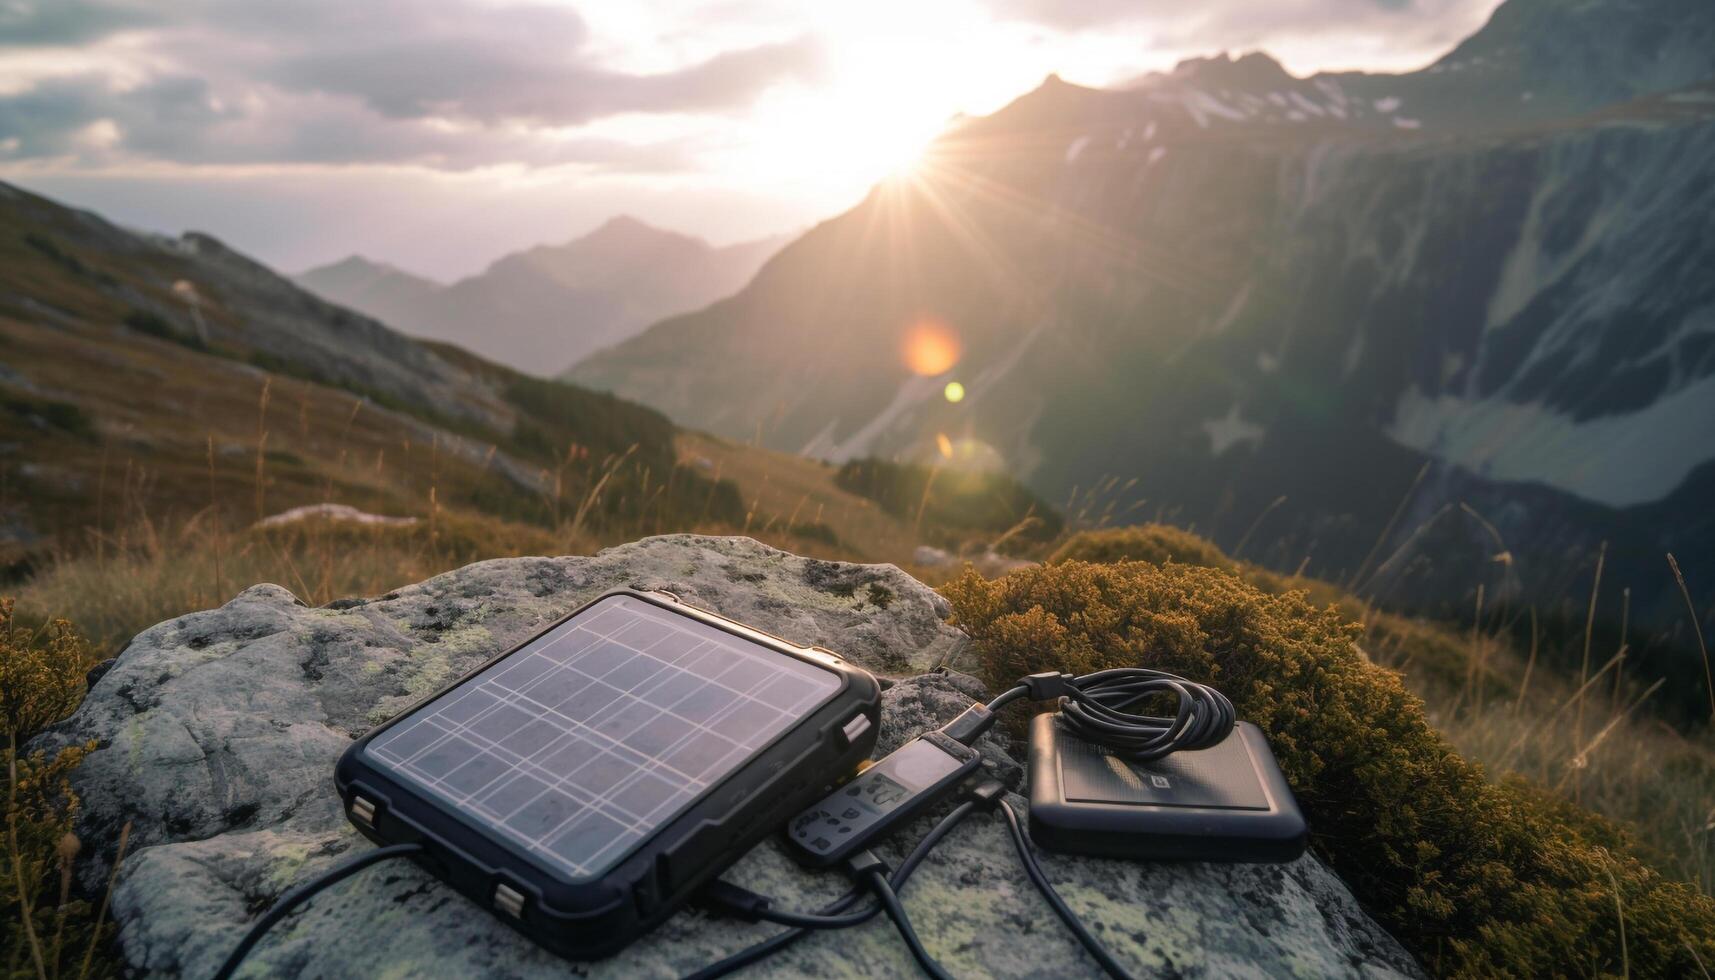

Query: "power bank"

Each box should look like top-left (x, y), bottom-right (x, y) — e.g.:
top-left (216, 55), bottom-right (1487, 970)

top-left (1026, 713), bottom-right (1307, 863)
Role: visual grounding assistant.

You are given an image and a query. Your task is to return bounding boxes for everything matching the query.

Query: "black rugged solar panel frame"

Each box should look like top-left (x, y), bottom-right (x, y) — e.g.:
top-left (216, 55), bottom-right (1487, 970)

top-left (334, 589), bottom-right (882, 961)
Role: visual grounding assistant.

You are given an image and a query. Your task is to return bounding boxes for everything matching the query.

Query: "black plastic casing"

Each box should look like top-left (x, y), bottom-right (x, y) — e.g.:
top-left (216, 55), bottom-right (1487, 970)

top-left (1027, 715), bottom-right (1307, 863)
top-left (785, 731), bottom-right (981, 867)
top-left (334, 589), bottom-right (882, 961)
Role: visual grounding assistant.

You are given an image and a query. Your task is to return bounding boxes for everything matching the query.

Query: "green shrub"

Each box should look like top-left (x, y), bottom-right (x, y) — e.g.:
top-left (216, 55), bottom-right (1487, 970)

top-left (122, 309), bottom-right (205, 351)
top-left (1055, 527), bottom-right (1527, 698)
top-left (22, 233), bottom-right (87, 278)
top-left (1050, 523), bottom-right (1235, 570)
top-left (941, 560), bottom-right (1715, 977)
top-left (1, 396), bottom-right (95, 441)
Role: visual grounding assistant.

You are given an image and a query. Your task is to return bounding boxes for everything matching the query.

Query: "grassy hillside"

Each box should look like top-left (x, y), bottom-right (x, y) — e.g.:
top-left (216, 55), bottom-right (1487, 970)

top-left (0, 180), bottom-right (752, 592)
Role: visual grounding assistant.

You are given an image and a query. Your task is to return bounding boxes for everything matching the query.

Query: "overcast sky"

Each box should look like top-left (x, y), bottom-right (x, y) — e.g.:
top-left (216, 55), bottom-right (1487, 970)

top-left (0, 0), bottom-right (1500, 279)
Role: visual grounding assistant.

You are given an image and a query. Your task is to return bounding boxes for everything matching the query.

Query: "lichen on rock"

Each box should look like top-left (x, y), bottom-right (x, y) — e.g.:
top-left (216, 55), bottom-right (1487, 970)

top-left (32, 535), bottom-right (1421, 978)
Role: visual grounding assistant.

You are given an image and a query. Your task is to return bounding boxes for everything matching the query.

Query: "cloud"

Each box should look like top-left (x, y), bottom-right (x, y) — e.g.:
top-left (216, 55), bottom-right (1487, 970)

top-left (0, 71), bottom-right (703, 171)
top-left (986, 0), bottom-right (1488, 63)
top-left (269, 34), bottom-right (822, 127)
top-left (0, 0), bottom-right (819, 170)
top-left (0, 0), bottom-right (166, 47)
top-left (989, 0), bottom-right (1426, 31)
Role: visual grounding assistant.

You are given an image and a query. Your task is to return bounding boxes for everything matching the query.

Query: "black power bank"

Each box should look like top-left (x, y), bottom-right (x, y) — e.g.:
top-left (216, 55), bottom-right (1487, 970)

top-left (1026, 713), bottom-right (1306, 863)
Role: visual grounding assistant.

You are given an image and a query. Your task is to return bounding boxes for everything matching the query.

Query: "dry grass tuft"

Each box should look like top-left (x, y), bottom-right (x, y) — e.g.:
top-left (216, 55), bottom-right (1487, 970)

top-left (1, 600), bottom-right (118, 979)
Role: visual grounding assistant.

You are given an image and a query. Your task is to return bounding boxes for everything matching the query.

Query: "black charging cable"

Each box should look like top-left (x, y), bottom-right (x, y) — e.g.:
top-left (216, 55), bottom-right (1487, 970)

top-left (997, 800), bottom-right (1137, 980)
top-left (212, 841), bottom-right (424, 980)
top-left (703, 666), bottom-right (1228, 978)
top-left (930, 666), bottom-right (1231, 980)
top-left (940, 666), bottom-right (1235, 761)
top-left (221, 665), bottom-right (1222, 978)
top-left (862, 865), bottom-right (953, 980)
top-left (689, 782), bottom-right (1002, 979)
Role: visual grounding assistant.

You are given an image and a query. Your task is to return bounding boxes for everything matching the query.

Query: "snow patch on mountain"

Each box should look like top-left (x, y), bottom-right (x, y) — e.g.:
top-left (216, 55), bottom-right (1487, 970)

top-left (1202, 405), bottom-right (1265, 455)
top-left (1386, 377), bottom-right (1715, 507)
top-left (819, 374), bottom-right (943, 463)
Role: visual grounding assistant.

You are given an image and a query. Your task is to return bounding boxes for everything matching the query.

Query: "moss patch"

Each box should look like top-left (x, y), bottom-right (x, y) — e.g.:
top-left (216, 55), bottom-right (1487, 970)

top-left (941, 560), bottom-right (1715, 977)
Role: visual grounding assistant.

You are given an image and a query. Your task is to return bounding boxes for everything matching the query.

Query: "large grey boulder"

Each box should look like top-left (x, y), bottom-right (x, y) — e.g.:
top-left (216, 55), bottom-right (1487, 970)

top-left (36, 535), bottom-right (1421, 978)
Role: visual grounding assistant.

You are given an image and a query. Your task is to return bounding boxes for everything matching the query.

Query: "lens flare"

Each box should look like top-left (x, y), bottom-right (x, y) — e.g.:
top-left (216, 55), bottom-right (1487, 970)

top-left (902, 318), bottom-right (961, 376)
top-left (943, 381), bottom-right (965, 403)
top-left (922, 436), bottom-right (1005, 471)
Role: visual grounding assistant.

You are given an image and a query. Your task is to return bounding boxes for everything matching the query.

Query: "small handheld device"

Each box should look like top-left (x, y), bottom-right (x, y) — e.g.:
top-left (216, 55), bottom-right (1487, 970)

top-left (1027, 714), bottom-right (1306, 863)
top-left (786, 731), bottom-right (981, 866)
top-left (335, 590), bottom-right (880, 961)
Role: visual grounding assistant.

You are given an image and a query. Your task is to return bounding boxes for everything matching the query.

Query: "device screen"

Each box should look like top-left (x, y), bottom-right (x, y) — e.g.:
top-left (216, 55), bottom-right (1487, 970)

top-left (364, 594), bottom-right (841, 881)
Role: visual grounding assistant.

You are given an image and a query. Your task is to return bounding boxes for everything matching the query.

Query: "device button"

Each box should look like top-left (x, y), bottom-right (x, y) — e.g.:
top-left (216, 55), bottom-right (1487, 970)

top-left (841, 714), bottom-right (872, 746)
top-left (494, 883), bottom-right (527, 919)
top-left (350, 796), bottom-right (377, 829)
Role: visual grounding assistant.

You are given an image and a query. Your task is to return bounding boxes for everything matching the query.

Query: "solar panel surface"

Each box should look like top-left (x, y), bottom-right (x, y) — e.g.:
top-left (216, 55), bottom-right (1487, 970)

top-left (366, 595), bottom-right (840, 880)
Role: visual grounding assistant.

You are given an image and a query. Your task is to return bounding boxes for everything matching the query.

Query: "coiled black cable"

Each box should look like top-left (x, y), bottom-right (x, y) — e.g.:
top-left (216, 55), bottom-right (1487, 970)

top-left (945, 666), bottom-right (1235, 761)
top-left (1055, 667), bottom-right (1235, 761)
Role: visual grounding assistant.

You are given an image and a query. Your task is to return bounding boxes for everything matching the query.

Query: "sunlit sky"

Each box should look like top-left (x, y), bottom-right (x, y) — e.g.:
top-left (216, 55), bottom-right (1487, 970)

top-left (0, 0), bottom-right (1499, 279)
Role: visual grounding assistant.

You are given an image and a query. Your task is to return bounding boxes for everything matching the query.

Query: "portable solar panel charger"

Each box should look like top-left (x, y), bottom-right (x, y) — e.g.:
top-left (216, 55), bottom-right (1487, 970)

top-left (1026, 712), bottom-right (1306, 862)
top-left (334, 589), bottom-right (881, 961)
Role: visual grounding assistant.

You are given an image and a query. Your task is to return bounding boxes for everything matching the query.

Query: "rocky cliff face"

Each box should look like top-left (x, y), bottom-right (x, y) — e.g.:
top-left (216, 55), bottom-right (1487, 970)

top-left (33, 536), bottom-right (1419, 978)
top-left (568, 0), bottom-right (1715, 625)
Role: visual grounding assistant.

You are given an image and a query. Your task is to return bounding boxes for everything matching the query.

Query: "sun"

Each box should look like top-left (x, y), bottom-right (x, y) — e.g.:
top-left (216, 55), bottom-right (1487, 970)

top-left (736, 84), bottom-right (942, 192)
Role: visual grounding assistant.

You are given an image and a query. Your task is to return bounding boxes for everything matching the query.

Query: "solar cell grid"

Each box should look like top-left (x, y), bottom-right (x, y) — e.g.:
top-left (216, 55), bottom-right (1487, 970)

top-left (366, 595), bottom-right (839, 879)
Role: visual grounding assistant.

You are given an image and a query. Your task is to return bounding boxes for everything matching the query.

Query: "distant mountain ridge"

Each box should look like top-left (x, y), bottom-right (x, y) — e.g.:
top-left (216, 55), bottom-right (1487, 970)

top-left (568, 0), bottom-right (1715, 628)
top-left (298, 217), bottom-right (785, 376)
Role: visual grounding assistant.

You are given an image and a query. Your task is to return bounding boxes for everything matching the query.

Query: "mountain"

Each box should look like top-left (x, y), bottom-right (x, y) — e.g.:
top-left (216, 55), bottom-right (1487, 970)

top-left (568, 0), bottom-right (1715, 629)
top-left (0, 179), bottom-right (747, 571)
top-left (289, 255), bottom-right (443, 327)
top-left (297, 217), bottom-right (785, 376)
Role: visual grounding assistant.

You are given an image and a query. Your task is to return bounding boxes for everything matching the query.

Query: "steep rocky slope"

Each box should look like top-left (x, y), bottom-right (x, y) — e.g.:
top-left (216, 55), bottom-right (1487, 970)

top-left (300, 217), bottom-right (785, 376)
top-left (569, 0), bottom-right (1715, 626)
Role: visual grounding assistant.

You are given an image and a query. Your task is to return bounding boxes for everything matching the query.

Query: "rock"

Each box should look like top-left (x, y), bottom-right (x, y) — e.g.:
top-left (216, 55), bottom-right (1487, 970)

top-left (34, 534), bottom-right (1422, 978)
top-left (912, 545), bottom-right (1037, 579)
top-left (254, 503), bottom-right (420, 529)
top-left (914, 545), bottom-right (954, 566)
